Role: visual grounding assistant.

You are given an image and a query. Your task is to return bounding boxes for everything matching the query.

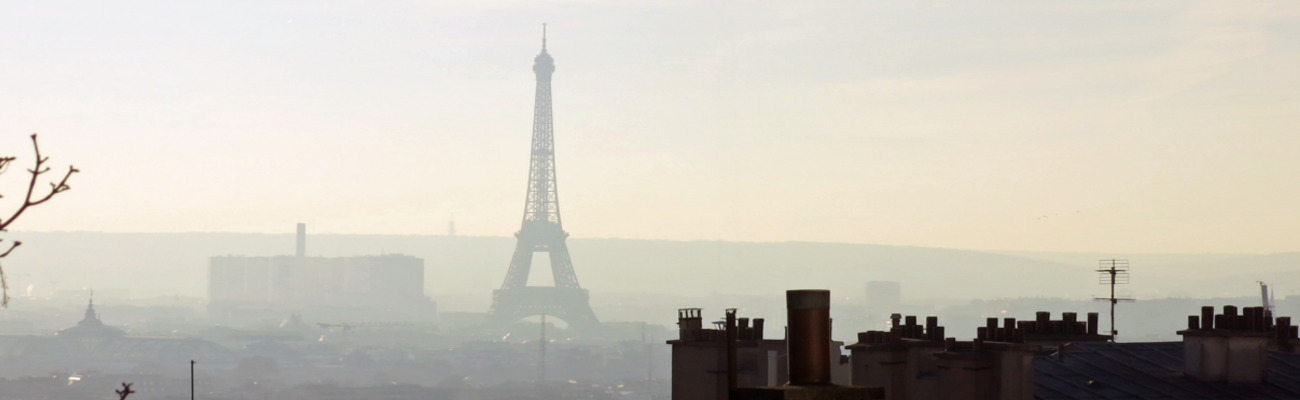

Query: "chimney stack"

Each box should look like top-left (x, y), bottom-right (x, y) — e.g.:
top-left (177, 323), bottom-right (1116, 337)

top-left (786, 289), bottom-right (832, 386)
top-left (296, 223), bottom-right (306, 257)
top-left (1179, 305), bottom-right (1287, 383)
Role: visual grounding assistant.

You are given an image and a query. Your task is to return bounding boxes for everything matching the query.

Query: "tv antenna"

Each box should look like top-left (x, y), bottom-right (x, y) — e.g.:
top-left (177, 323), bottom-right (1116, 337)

top-left (1093, 259), bottom-right (1134, 339)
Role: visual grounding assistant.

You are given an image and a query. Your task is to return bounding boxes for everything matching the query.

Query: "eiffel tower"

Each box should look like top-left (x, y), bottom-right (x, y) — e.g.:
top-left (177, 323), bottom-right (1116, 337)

top-left (485, 26), bottom-right (599, 330)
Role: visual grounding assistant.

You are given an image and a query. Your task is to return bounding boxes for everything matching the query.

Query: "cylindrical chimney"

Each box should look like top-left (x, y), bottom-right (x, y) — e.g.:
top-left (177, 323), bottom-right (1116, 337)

top-left (753, 318), bottom-right (765, 340)
top-left (1202, 306), bottom-right (1215, 330)
top-left (786, 290), bottom-right (832, 386)
top-left (1087, 312), bottom-right (1100, 335)
top-left (1063, 312), bottom-right (1078, 333)
top-left (296, 223), bottom-right (306, 257)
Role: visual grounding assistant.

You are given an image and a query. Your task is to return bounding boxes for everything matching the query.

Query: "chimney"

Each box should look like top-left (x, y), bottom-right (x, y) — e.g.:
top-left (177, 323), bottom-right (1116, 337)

top-left (677, 308), bottom-right (703, 340)
top-left (786, 289), bottom-right (832, 385)
top-left (296, 223), bottom-right (306, 257)
top-left (1179, 305), bottom-right (1283, 383)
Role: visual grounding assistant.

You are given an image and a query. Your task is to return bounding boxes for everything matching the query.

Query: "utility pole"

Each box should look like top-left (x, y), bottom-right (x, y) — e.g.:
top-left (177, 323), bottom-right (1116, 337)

top-left (190, 360), bottom-right (195, 400)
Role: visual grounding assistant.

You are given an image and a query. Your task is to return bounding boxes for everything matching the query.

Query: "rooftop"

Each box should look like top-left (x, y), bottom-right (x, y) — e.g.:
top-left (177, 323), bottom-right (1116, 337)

top-left (1034, 342), bottom-right (1300, 399)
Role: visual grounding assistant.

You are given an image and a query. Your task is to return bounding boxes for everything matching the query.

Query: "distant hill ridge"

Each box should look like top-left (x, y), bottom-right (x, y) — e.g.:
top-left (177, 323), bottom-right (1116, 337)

top-left (3, 232), bottom-right (1296, 302)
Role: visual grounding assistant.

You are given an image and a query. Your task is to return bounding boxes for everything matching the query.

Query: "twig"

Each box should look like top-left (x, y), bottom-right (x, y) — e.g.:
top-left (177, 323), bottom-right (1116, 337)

top-left (0, 134), bottom-right (79, 230)
top-left (116, 382), bottom-right (135, 400)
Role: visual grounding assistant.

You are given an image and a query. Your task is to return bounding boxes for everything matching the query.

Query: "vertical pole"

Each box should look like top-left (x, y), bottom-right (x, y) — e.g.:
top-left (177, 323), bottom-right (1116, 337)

top-left (648, 334), bottom-right (654, 382)
top-left (725, 309), bottom-right (737, 400)
top-left (540, 314), bottom-right (547, 383)
top-left (643, 322), bottom-right (651, 382)
top-left (1109, 266), bottom-right (1117, 339)
top-left (190, 360), bottom-right (195, 400)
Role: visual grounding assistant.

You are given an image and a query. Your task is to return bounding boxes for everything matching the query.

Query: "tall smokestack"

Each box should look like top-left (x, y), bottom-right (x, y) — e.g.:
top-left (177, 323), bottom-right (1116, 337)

top-left (296, 223), bottom-right (306, 257)
top-left (786, 289), bottom-right (832, 386)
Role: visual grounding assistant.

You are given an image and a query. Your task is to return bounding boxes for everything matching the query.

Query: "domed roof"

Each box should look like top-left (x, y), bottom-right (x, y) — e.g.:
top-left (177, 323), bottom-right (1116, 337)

top-left (55, 299), bottom-right (125, 338)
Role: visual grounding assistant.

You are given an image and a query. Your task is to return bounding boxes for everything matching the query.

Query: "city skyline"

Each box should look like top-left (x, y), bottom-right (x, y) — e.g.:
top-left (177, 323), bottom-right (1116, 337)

top-left (0, 1), bottom-right (1297, 253)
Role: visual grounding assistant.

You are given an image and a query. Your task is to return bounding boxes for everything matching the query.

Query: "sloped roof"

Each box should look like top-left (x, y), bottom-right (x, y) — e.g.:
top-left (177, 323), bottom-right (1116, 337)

top-left (1034, 342), bottom-right (1300, 399)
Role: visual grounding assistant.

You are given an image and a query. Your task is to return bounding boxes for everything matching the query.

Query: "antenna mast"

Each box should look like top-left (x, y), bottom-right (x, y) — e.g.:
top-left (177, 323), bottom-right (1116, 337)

top-left (1093, 259), bottom-right (1134, 340)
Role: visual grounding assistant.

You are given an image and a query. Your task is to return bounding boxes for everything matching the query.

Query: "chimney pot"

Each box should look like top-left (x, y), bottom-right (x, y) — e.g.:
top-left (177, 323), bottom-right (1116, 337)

top-left (786, 290), bottom-right (832, 386)
top-left (1063, 312), bottom-right (1078, 332)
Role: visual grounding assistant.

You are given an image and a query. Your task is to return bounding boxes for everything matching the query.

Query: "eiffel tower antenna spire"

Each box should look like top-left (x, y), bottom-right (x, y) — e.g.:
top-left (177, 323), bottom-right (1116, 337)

top-left (542, 23), bottom-right (547, 51)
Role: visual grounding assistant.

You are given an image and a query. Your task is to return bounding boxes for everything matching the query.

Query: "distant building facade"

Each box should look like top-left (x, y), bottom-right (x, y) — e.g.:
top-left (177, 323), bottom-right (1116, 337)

top-left (208, 225), bottom-right (435, 321)
top-left (209, 254), bottom-right (427, 309)
top-left (865, 281), bottom-right (901, 310)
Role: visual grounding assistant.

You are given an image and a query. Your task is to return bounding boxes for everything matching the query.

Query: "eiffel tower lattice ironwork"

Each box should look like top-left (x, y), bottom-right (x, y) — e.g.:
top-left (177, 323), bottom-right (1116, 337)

top-left (485, 25), bottom-right (599, 330)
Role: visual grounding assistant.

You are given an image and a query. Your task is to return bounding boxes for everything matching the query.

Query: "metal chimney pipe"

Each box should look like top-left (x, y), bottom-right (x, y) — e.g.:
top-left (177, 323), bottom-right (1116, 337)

top-left (786, 289), bottom-right (831, 386)
top-left (726, 309), bottom-right (738, 397)
top-left (296, 223), bottom-right (306, 257)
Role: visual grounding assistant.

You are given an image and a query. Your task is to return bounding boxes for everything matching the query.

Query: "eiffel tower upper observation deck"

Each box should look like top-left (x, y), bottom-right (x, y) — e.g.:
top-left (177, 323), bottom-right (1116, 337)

top-left (485, 25), bottom-right (599, 330)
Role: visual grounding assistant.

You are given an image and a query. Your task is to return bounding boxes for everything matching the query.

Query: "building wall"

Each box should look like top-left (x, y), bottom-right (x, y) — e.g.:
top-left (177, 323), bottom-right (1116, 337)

top-left (671, 342), bottom-right (725, 400)
top-left (209, 254), bottom-right (429, 317)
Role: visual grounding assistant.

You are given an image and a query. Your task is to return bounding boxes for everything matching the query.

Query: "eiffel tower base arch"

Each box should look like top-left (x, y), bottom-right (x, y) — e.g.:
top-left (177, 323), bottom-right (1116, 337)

top-left (486, 287), bottom-right (600, 331)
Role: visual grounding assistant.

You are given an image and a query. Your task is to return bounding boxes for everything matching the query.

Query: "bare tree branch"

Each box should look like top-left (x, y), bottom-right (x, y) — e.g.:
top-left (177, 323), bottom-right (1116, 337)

top-left (0, 133), bottom-right (77, 308)
top-left (0, 134), bottom-right (78, 231)
top-left (116, 382), bottom-right (135, 400)
top-left (0, 262), bottom-right (7, 308)
top-left (0, 240), bottom-right (19, 258)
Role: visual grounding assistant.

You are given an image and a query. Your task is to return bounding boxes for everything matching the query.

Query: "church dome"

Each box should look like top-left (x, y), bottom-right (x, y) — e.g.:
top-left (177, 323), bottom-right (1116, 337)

top-left (55, 299), bottom-right (125, 338)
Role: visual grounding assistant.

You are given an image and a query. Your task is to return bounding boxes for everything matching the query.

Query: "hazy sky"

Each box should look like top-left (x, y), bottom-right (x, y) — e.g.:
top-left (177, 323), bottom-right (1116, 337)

top-left (0, 1), bottom-right (1296, 253)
